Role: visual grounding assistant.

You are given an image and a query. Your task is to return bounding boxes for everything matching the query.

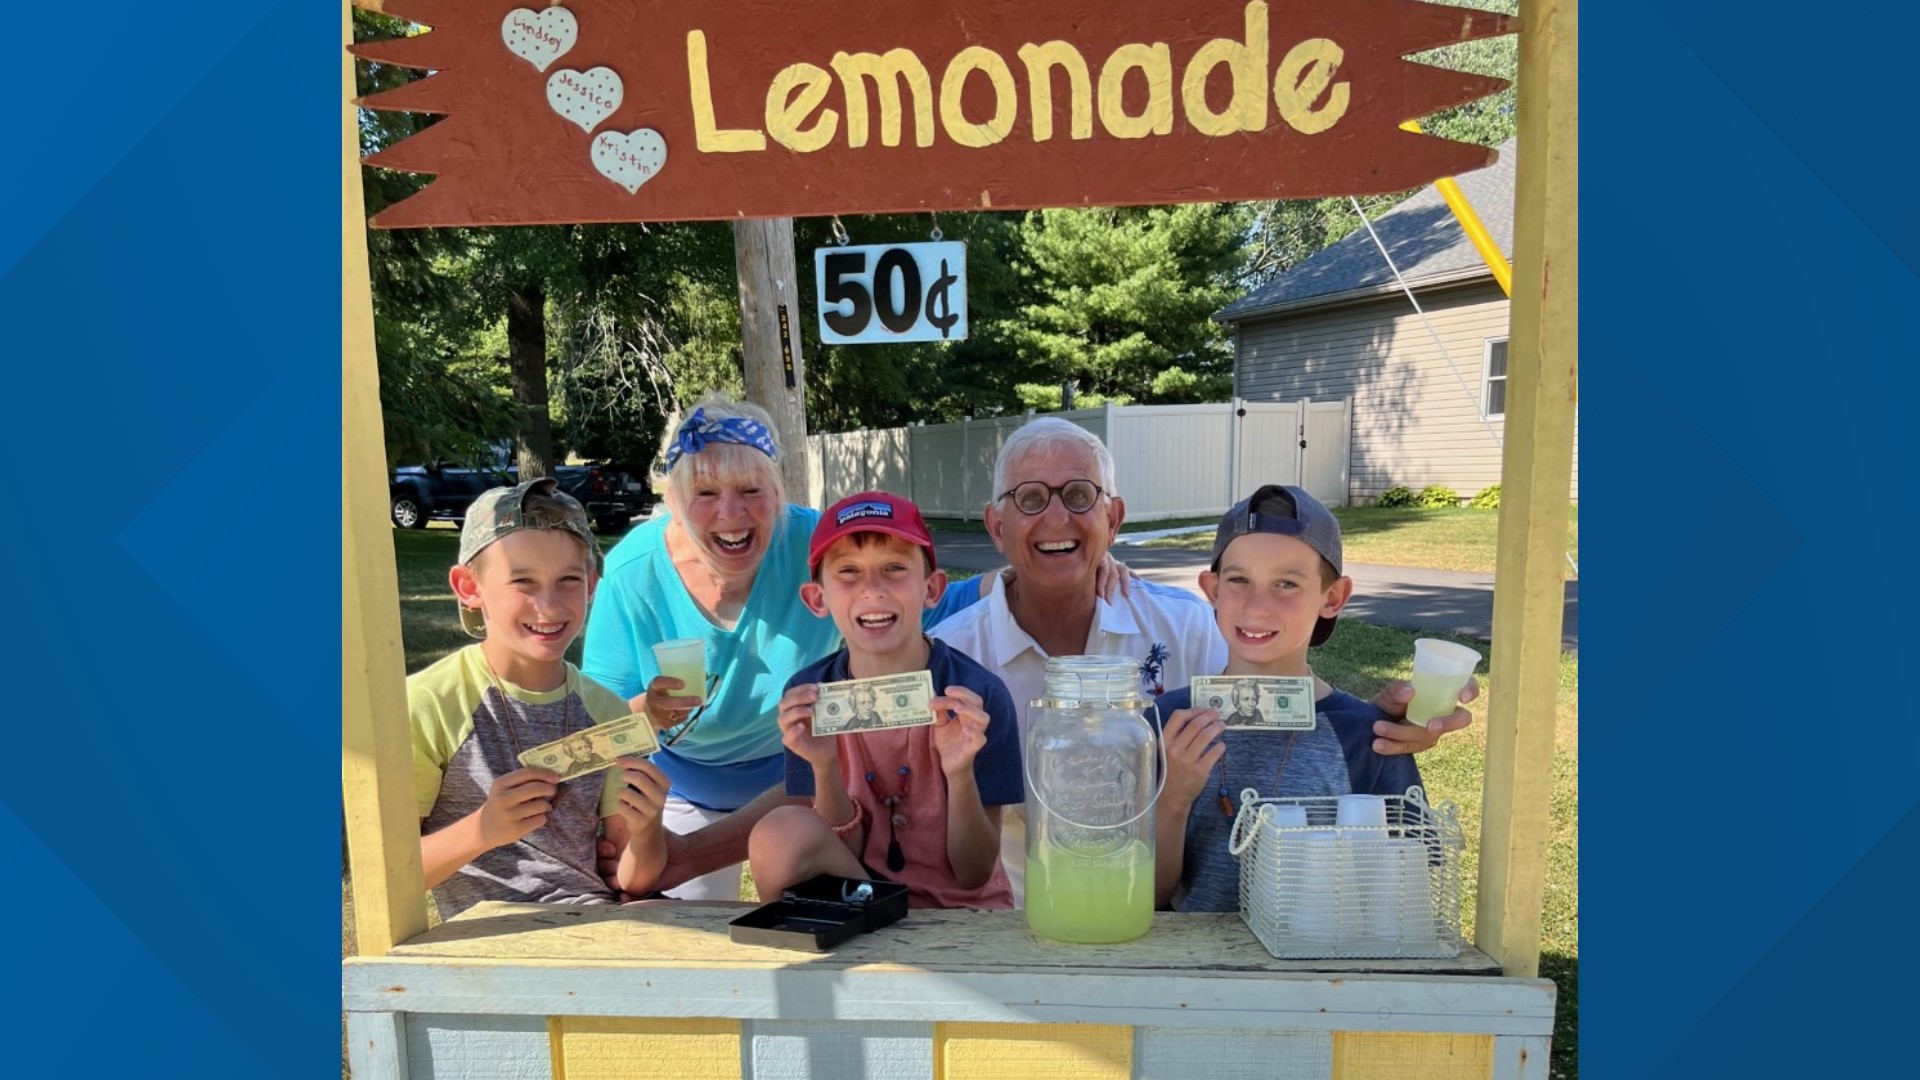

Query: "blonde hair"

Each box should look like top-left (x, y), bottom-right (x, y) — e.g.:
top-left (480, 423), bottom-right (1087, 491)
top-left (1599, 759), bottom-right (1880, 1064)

top-left (657, 394), bottom-right (787, 515)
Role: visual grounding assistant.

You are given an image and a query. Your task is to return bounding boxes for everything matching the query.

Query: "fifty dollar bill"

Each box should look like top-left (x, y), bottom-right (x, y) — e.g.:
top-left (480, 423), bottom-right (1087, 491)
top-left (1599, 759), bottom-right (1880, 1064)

top-left (811, 670), bottom-right (936, 736)
top-left (1190, 675), bottom-right (1316, 731)
top-left (517, 714), bottom-right (660, 782)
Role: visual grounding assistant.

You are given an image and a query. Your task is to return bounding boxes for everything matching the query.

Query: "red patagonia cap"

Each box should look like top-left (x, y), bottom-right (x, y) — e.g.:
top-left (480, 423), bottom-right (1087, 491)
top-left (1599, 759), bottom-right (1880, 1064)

top-left (809, 491), bottom-right (937, 573)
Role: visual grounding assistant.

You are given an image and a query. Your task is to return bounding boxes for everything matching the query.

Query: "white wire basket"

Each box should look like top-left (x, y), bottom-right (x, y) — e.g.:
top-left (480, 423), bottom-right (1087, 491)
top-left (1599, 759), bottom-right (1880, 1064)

top-left (1227, 786), bottom-right (1465, 960)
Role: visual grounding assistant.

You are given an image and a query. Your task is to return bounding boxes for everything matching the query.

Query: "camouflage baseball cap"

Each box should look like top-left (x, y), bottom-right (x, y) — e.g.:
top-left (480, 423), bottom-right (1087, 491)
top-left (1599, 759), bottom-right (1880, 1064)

top-left (457, 477), bottom-right (602, 639)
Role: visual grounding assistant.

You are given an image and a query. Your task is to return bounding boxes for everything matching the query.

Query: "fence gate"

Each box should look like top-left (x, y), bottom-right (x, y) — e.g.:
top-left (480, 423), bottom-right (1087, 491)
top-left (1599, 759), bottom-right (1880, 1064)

top-left (1231, 399), bottom-right (1351, 508)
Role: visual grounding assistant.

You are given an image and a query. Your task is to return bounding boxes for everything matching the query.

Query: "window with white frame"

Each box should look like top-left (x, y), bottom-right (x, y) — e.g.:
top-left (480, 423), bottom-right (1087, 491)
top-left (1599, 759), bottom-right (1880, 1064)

top-left (1482, 338), bottom-right (1508, 419)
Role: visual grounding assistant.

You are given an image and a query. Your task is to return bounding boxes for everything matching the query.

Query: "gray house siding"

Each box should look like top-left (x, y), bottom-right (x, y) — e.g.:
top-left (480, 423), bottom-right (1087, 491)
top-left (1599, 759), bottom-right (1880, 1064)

top-left (1235, 280), bottom-right (1575, 503)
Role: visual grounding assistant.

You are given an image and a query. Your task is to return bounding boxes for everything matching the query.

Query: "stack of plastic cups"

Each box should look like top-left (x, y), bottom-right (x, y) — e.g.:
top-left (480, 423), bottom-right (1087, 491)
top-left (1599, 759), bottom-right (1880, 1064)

top-left (1335, 794), bottom-right (1390, 945)
top-left (1249, 804), bottom-right (1306, 937)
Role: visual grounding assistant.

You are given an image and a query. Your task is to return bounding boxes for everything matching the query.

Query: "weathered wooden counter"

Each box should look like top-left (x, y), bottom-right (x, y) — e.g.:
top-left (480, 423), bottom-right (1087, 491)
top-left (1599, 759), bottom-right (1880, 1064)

top-left (344, 901), bottom-right (1554, 1079)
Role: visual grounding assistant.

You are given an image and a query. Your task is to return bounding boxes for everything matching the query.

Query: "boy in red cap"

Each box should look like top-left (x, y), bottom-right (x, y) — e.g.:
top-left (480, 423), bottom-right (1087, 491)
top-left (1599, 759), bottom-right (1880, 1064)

top-left (748, 492), bottom-right (1024, 909)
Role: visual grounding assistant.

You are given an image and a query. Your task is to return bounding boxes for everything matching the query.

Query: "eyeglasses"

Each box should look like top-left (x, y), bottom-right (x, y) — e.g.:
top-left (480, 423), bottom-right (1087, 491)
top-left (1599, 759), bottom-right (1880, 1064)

top-left (661, 671), bottom-right (724, 749)
top-left (997, 479), bottom-right (1106, 516)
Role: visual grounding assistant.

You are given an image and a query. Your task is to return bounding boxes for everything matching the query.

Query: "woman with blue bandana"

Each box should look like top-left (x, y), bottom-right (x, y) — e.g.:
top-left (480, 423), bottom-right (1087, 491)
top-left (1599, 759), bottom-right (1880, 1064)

top-left (581, 394), bottom-right (995, 898)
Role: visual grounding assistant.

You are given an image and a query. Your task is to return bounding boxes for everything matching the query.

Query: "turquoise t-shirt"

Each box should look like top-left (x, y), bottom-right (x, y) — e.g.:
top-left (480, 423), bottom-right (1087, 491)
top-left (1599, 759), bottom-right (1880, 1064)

top-left (581, 503), bottom-right (982, 809)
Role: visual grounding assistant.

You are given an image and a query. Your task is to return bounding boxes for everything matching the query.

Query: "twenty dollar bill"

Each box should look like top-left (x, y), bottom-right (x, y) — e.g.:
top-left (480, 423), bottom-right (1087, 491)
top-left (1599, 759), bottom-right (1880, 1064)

top-left (1190, 676), bottom-right (1316, 731)
top-left (517, 714), bottom-right (660, 782)
top-left (811, 670), bottom-right (936, 736)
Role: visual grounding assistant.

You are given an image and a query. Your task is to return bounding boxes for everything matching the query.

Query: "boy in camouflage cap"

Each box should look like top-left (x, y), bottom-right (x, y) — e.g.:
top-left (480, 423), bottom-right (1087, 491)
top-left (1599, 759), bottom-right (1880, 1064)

top-left (409, 477), bottom-right (671, 917)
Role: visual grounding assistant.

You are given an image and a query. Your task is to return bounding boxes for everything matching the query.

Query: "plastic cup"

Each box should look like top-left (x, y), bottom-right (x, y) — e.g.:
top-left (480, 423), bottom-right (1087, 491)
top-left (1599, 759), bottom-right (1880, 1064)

top-left (1286, 830), bottom-right (1338, 943)
top-left (1405, 638), bottom-right (1483, 727)
top-left (1335, 794), bottom-right (1388, 830)
top-left (651, 638), bottom-right (708, 705)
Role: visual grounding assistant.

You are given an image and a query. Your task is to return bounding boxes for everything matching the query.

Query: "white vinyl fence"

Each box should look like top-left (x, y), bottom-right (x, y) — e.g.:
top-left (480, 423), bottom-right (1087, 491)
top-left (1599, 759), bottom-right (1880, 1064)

top-left (806, 399), bottom-right (1351, 522)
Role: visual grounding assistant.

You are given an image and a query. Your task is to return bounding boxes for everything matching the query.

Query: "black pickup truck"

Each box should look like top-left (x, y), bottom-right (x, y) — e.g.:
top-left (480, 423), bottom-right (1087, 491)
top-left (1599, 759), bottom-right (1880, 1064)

top-left (390, 449), bottom-right (651, 533)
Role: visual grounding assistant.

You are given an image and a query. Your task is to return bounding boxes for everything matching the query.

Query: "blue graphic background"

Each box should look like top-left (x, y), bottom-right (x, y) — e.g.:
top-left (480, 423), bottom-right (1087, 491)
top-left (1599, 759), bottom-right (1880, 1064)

top-left (0, 4), bottom-right (338, 1075)
top-left (1586, 2), bottom-right (1920, 1076)
top-left (1, 1), bottom-right (1913, 1075)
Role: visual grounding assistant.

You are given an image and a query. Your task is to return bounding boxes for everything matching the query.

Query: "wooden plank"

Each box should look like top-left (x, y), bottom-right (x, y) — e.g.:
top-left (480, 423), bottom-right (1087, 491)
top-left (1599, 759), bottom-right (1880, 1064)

top-left (379, 904), bottom-right (1501, 977)
top-left (1332, 1032), bottom-right (1493, 1080)
top-left (1133, 1027), bottom-right (1330, 1080)
top-left (405, 1014), bottom-right (552, 1079)
top-left (340, 0), bottom-right (428, 956)
top-left (747, 1020), bottom-right (934, 1080)
top-left (347, 1011), bottom-right (410, 1080)
top-left (344, 957), bottom-right (1554, 1036)
top-left (553, 1018), bottom-right (743, 1080)
top-left (1491, 1035), bottom-right (1551, 1080)
top-left (1477, 0), bottom-right (1577, 980)
top-left (935, 1023), bottom-right (1130, 1080)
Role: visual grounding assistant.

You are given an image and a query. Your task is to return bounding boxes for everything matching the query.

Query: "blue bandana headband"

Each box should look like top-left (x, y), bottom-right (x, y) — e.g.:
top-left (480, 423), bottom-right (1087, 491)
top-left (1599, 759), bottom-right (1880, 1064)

top-left (661, 407), bottom-right (780, 471)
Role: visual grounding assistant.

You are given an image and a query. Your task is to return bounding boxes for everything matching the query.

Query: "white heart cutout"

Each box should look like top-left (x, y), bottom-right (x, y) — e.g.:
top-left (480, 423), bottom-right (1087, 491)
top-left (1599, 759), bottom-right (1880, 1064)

top-left (592, 129), bottom-right (668, 194)
top-left (547, 66), bottom-right (623, 133)
top-left (501, 6), bottom-right (576, 73)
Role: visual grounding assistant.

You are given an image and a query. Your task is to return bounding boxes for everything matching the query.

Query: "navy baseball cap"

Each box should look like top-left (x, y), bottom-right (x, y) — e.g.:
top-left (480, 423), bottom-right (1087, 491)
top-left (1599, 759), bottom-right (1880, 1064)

top-left (1210, 484), bottom-right (1345, 646)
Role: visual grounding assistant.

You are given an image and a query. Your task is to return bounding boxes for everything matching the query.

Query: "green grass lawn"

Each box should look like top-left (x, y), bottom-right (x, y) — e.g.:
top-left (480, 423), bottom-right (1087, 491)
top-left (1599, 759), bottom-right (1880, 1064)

top-left (351, 522), bottom-right (1577, 1078)
top-left (1143, 505), bottom-right (1580, 577)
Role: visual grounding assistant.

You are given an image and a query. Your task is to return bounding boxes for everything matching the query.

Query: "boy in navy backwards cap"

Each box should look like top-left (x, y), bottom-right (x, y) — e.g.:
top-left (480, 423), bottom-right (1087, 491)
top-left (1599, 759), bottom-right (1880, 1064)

top-left (1153, 484), bottom-right (1423, 912)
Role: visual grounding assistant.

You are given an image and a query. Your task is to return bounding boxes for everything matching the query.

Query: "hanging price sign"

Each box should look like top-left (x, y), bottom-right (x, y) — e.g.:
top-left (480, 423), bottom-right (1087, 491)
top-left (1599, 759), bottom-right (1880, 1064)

top-left (815, 241), bottom-right (968, 344)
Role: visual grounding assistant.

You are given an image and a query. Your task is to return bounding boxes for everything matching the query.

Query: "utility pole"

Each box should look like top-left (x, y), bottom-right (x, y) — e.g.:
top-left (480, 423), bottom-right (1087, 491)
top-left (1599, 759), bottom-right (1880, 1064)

top-left (733, 218), bottom-right (812, 504)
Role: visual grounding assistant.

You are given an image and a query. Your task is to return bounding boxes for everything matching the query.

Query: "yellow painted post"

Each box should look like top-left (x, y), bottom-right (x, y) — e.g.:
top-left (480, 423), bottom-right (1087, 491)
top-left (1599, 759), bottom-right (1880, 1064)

top-left (341, 0), bottom-right (428, 953)
top-left (1476, 0), bottom-right (1576, 978)
top-left (1399, 120), bottom-right (1514, 297)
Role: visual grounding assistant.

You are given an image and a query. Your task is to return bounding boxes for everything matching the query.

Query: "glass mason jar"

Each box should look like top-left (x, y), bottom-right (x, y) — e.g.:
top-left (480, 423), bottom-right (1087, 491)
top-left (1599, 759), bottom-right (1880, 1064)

top-left (1024, 654), bottom-right (1163, 943)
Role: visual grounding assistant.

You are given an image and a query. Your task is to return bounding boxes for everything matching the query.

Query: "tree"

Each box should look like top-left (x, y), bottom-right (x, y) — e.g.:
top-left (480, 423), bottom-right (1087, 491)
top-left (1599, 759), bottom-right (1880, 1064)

top-left (550, 222), bottom-right (746, 472)
top-left (1010, 204), bottom-right (1250, 404)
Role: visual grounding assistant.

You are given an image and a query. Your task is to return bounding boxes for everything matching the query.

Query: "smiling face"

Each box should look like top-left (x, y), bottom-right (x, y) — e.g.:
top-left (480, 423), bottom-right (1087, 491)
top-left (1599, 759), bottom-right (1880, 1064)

top-left (801, 532), bottom-right (946, 673)
top-left (668, 443), bottom-right (784, 582)
top-left (451, 528), bottom-right (597, 687)
top-left (1199, 532), bottom-right (1351, 675)
top-left (985, 442), bottom-right (1123, 596)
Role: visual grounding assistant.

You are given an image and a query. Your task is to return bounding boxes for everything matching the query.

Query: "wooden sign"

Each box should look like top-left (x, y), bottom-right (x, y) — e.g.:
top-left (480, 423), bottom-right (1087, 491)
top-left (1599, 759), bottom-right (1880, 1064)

top-left (355, 0), bottom-right (1516, 228)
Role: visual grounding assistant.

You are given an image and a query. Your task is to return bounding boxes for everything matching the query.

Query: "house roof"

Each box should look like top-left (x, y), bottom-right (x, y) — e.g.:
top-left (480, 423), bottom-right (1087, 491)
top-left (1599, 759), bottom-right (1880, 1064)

top-left (1218, 138), bottom-right (1516, 323)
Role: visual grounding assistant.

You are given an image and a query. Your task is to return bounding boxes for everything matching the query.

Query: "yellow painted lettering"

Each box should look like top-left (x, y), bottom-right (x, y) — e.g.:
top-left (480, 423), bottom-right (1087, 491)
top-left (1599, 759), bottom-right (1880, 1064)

top-left (1017, 41), bottom-right (1093, 142)
top-left (1273, 38), bottom-right (1349, 135)
top-left (1181, 1), bottom-right (1269, 136)
top-left (1098, 43), bottom-right (1173, 140)
top-left (766, 62), bottom-right (839, 152)
top-left (830, 49), bottom-right (935, 148)
top-left (686, 30), bottom-right (767, 152)
top-left (940, 46), bottom-right (1017, 148)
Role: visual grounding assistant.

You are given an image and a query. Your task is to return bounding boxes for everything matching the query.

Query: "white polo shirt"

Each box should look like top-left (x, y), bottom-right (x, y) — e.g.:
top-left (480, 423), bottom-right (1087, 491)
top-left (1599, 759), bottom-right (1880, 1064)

top-left (930, 574), bottom-right (1228, 906)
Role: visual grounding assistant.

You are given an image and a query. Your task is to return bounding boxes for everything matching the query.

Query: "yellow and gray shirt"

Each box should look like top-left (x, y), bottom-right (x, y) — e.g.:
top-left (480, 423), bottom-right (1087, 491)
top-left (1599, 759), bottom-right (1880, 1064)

top-left (409, 645), bottom-right (631, 918)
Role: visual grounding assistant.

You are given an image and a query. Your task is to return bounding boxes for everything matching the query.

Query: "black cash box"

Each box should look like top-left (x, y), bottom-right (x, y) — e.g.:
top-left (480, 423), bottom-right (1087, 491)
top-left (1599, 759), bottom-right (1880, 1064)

top-left (727, 874), bottom-right (910, 951)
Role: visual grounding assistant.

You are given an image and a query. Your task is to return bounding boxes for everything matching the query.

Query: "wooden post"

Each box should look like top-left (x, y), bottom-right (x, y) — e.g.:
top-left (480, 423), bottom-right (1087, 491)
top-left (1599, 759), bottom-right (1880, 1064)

top-left (733, 218), bottom-right (812, 503)
top-left (342, 0), bottom-right (429, 954)
top-left (1477, 0), bottom-right (1576, 979)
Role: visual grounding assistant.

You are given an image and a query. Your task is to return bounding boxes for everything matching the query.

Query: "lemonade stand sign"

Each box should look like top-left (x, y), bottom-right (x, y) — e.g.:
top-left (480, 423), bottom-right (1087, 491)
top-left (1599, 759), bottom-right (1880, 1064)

top-left (355, 0), bottom-right (1514, 226)
top-left (346, 1), bottom-right (1574, 1077)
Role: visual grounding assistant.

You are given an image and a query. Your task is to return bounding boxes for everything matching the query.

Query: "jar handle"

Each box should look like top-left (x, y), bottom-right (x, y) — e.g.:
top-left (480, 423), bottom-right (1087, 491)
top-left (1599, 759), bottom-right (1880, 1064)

top-left (1022, 704), bottom-right (1169, 833)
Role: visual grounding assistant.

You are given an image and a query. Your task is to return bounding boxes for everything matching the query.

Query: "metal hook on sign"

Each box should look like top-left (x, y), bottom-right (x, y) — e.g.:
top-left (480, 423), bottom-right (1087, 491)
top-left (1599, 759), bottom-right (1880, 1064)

top-left (929, 211), bottom-right (943, 243)
top-left (830, 216), bottom-right (851, 246)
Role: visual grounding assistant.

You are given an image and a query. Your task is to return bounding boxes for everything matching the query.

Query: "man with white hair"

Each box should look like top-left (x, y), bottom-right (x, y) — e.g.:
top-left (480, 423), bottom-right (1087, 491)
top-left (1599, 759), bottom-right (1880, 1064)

top-left (929, 417), bottom-right (1472, 905)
